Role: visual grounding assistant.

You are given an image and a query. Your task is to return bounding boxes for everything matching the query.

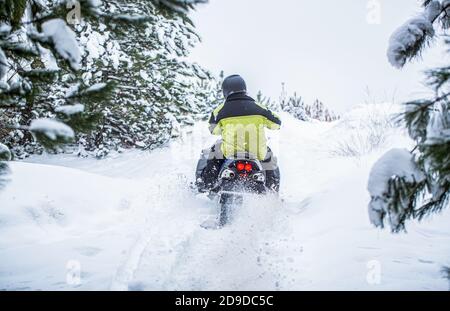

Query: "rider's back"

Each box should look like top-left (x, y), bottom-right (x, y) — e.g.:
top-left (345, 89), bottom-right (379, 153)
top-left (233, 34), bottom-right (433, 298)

top-left (208, 93), bottom-right (281, 160)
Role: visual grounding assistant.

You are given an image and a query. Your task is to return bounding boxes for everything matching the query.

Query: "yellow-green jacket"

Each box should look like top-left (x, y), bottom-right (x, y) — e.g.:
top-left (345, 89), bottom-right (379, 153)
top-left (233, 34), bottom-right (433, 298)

top-left (208, 93), bottom-right (282, 160)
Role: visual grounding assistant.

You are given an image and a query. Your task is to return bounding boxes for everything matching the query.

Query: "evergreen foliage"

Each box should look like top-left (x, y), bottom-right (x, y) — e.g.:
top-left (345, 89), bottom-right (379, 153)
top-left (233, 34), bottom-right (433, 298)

top-left (257, 84), bottom-right (339, 122)
top-left (0, 0), bottom-right (218, 188)
top-left (368, 0), bottom-right (450, 232)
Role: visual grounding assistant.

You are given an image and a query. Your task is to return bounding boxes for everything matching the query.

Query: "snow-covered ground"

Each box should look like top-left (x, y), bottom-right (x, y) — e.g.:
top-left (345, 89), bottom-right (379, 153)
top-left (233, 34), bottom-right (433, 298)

top-left (1, 106), bottom-right (449, 291)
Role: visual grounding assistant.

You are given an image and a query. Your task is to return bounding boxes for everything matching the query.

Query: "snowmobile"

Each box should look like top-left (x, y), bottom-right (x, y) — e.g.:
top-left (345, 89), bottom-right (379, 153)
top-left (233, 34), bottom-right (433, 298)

top-left (216, 157), bottom-right (268, 226)
top-left (201, 154), bottom-right (270, 229)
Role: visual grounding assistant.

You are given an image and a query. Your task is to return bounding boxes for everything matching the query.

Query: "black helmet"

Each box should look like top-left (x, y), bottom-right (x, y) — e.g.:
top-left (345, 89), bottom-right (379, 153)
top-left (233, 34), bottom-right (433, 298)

top-left (222, 75), bottom-right (247, 98)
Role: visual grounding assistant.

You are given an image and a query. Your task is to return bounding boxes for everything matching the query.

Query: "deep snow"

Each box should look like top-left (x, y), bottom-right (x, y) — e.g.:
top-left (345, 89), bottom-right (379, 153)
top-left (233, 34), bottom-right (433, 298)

top-left (0, 108), bottom-right (449, 291)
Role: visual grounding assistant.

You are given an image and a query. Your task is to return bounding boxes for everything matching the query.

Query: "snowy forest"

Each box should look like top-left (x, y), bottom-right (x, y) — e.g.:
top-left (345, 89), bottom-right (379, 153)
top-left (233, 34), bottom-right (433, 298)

top-left (0, 0), bottom-right (449, 292)
top-left (0, 0), bottom-right (223, 160)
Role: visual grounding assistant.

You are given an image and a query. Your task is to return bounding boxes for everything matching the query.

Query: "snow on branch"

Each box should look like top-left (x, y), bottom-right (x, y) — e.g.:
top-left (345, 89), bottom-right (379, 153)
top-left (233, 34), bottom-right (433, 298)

top-left (29, 118), bottom-right (75, 141)
top-left (84, 83), bottom-right (107, 93)
top-left (367, 148), bottom-right (425, 231)
top-left (40, 19), bottom-right (82, 70)
top-left (55, 104), bottom-right (85, 116)
top-left (387, 0), bottom-right (443, 68)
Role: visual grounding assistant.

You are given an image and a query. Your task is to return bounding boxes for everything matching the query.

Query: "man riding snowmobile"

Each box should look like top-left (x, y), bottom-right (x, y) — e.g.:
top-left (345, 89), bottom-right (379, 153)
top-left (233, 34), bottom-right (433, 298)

top-left (195, 74), bottom-right (281, 193)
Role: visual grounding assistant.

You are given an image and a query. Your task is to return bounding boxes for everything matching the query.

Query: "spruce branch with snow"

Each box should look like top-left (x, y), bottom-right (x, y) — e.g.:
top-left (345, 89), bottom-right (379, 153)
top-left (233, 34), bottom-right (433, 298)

top-left (368, 3), bottom-right (450, 232)
top-left (387, 0), bottom-right (450, 68)
top-left (368, 57), bottom-right (449, 232)
top-left (368, 149), bottom-right (427, 232)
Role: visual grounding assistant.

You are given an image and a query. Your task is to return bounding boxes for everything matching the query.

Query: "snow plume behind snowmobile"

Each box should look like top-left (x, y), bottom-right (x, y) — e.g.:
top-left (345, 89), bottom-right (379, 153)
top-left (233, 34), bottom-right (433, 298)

top-left (213, 156), bottom-right (268, 228)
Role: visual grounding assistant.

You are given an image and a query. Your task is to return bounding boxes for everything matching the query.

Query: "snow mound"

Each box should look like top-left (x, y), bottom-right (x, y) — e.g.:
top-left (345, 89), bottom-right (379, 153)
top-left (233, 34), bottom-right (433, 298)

top-left (339, 103), bottom-right (402, 125)
top-left (326, 103), bottom-right (408, 157)
top-left (0, 162), bottom-right (133, 242)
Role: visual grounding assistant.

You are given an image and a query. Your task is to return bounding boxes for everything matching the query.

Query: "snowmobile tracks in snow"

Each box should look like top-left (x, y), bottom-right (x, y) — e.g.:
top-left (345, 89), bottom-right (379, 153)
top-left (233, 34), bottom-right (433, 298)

top-left (110, 192), bottom-right (298, 291)
top-left (110, 233), bottom-right (153, 291)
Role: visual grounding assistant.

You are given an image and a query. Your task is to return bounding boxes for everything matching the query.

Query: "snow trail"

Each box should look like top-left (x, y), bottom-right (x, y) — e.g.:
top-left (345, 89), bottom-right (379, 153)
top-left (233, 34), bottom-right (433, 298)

top-left (110, 233), bottom-right (152, 291)
top-left (1, 111), bottom-right (450, 290)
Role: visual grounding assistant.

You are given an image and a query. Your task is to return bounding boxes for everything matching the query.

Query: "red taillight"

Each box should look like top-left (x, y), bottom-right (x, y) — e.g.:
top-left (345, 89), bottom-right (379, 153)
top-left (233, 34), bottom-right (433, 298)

top-left (236, 162), bottom-right (253, 172)
top-left (236, 162), bottom-right (245, 171)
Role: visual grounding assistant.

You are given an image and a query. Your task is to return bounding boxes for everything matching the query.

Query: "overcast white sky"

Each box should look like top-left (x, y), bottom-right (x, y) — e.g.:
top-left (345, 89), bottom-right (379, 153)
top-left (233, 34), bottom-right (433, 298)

top-left (189, 0), bottom-right (447, 112)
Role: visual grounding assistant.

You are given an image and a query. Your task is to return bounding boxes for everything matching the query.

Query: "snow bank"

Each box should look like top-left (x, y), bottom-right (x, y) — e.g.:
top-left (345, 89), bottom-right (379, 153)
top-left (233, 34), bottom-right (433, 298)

top-left (326, 103), bottom-right (408, 157)
top-left (339, 102), bottom-right (402, 123)
top-left (0, 162), bottom-right (147, 290)
top-left (0, 162), bottom-right (145, 252)
top-left (0, 162), bottom-right (132, 231)
top-left (0, 158), bottom-right (202, 290)
top-left (41, 19), bottom-right (82, 70)
top-left (29, 118), bottom-right (75, 141)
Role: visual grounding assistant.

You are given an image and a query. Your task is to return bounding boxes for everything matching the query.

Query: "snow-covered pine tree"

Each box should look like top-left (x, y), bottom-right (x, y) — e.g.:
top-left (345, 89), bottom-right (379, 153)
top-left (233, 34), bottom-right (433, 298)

top-left (276, 83), bottom-right (338, 121)
top-left (256, 90), bottom-right (279, 112)
top-left (73, 0), bottom-right (222, 157)
top-left (278, 82), bottom-right (288, 112)
top-left (0, 0), bottom-right (211, 187)
top-left (0, 0), bottom-right (118, 188)
top-left (1, 1), bottom-right (219, 157)
top-left (72, 1), bottom-right (191, 156)
top-left (0, 1), bottom-right (107, 155)
top-left (368, 0), bottom-right (449, 232)
top-left (281, 92), bottom-right (308, 121)
top-left (1, 0), bottom-right (220, 159)
top-left (194, 69), bottom-right (224, 119)
top-left (308, 99), bottom-right (339, 122)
